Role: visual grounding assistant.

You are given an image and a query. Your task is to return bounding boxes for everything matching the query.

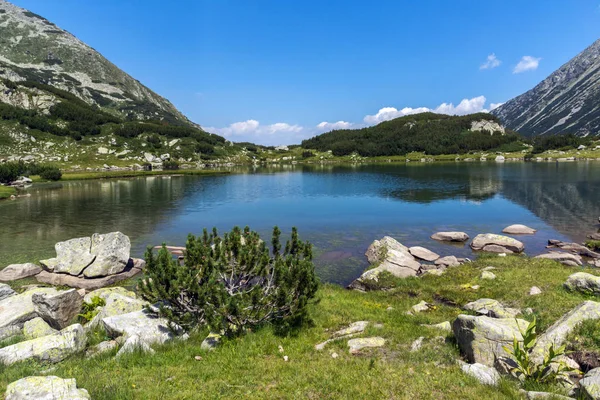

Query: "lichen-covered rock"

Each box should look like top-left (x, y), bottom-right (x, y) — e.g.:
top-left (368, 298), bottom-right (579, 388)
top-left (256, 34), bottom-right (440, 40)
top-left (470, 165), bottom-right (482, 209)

top-left (85, 340), bottom-right (118, 358)
top-left (0, 324), bottom-right (86, 365)
top-left (86, 292), bottom-right (148, 330)
top-left (531, 301), bottom-right (600, 364)
top-left (332, 321), bottom-right (369, 337)
top-left (5, 376), bottom-right (90, 400)
top-left (116, 334), bottom-right (155, 358)
top-left (502, 224), bottom-right (537, 235)
top-left (424, 321), bottom-right (452, 332)
top-left (365, 236), bottom-right (409, 263)
top-left (40, 237), bottom-right (95, 276)
top-left (201, 332), bottom-right (222, 351)
top-left (33, 289), bottom-right (83, 330)
top-left (0, 263), bottom-right (42, 282)
top-left (471, 234), bottom-right (525, 253)
top-left (580, 367), bottom-right (600, 399)
top-left (347, 337), bottom-right (385, 354)
top-left (564, 273), bottom-right (600, 295)
top-left (408, 246), bottom-right (440, 262)
top-left (83, 232), bottom-right (131, 278)
top-left (0, 283), bottom-right (15, 301)
top-left (102, 308), bottom-right (185, 345)
top-left (0, 287), bottom-right (58, 339)
top-left (481, 244), bottom-right (513, 254)
top-left (23, 317), bottom-right (57, 340)
top-left (83, 287), bottom-right (136, 304)
top-left (481, 271), bottom-right (497, 280)
top-left (430, 232), bottom-right (469, 242)
top-left (411, 301), bottom-right (433, 314)
top-left (453, 314), bottom-right (529, 366)
top-left (536, 252), bottom-right (583, 266)
top-left (464, 299), bottom-right (521, 319)
top-left (461, 362), bottom-right (500, 386)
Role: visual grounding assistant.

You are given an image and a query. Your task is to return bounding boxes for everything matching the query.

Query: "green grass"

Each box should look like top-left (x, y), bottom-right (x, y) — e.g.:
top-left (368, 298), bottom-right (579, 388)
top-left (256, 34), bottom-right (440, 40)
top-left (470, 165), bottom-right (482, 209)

top-left (55, 169), bottom-right (231, 181)
top-left (0, 186), bottom-right (16, 200)
top-left (1, 255), bottom-right (594, 399)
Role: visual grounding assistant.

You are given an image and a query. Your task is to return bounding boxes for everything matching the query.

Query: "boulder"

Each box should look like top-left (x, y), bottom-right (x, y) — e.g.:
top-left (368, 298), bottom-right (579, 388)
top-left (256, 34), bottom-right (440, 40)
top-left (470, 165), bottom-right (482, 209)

top-left (431, 232), bottom-right (469, 242)
top-left (116, 334), bottom-right (155, 358)
top-left (482, 245), bottom-right (514, 254)
top-left (347, 337), bottom-right (385, 354)
top-left (461, 362), bottom-right (500, 386)
top-left (83, 232), bottom-right (131, 278)
top-left (495, 155), bottom-right (505, 163)
top-left (463, 299), bottom-right (521, 319)
top-left (200, 332), bottom-right (222, 351)
top-left (33, 289), bottom-right (83, 330)
top-left (5, 376), bottom-right (90, 400)
top-left (547, 241), bottom-right (600, 259)
top-left (411, 301), bottom-right (433, 313)
top-left (0, 324), bottom-right (86, 365)
top-left (589, 233), bottom-right (600, 241)
top-left (86, 292), bottom-right (148, 330)
top-left (408, 246), bottom-right (440, 262)
top-left (40, 236), bottom-right (95, 276)
top-left (536, 252), bottom-right (583, 266)
top-left (531, 301), bottom-right (600, 363)
top-left (521, 391), bottom-right (571, 400)
top-left (502, 224), bottom-right (537, 235)
top-left (83, 287), bottom-right (136, 304)
top-left (23, 317), bottom-right (57, 340)
top-left (85, 340), bottom-right (118, 358)
top-left (471, 234), bottom-right (525, 253)
top-left (102, 308), bottom-right (185, 345)
top-left (580, 368), bottom-right (600, 399)
top-left (36, 258), bottom-right (145, 290)
top-left (453, 314), bottom-right (529, 366)
top-left (0, 263), bottom-right (42, 281)
top-left (435, 255), bottom-right (460, 267)
top-left (0, 287), bottom-right (57, 339)
top-left (0, 283), bottom-right (15, 301)
top-left (365, 236), bottom-right (410, 264)
top-left (564, 273), bottom-right (600, 296)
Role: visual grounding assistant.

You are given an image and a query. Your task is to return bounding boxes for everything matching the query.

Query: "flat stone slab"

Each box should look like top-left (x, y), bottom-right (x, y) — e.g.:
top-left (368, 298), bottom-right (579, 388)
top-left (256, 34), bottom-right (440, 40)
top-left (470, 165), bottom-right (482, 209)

top-left (102, 308), bottom-right (184, 345)
top-left (5, 376), bottom-right (90, 400)
top-left (431, 232), bottom-right (469, 242)
top-left (502, 224), bottom-right (537, 235)
top-left (0, 263), bottom-right (42, 281)
top-left (536, 252), bottom-right (583, 266)
top-left (409, 246), bottom-right (440, 262)
top-left (464, 298), bottom-right (521, 319)
top-left (0, 324), bottom-right (86, 365)
top-left (347, 337), bottom-right (385, 353)
top-left (471, 234), bottom-right (524, 253)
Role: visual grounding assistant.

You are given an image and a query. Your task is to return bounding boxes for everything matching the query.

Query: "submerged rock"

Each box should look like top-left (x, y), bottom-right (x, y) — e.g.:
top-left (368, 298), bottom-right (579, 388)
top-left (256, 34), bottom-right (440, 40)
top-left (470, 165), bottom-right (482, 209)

top-left (430, 232), bottom-right (469, 242)
top-left (564, 272), bottom-right (600, 296)
top-left (0, 263), bottom-right (42, 282)
top-left (502, 224), bottom-right (537, 235)
top-left (470, 234), bottom-right (525, 253)
top-left (5, 376), bottom-right (90, 400)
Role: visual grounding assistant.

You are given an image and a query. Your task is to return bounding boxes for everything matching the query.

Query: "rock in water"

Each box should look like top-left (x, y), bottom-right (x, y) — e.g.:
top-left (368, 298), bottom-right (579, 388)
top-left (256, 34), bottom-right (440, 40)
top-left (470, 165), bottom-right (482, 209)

top-left (502, 224), bottom-right (537, 235)
top-left (470, 233), bottom-right (525, 253)
top-left (0, 263), bottom-right (42, 281)
top-left (580, 368), bottom-right (600, 399)
top-left (0, 283), bottom-right (15, 301)
top-left (564, 273), bottom-right (600, 296)
top-left (5, 376), bottom-right (90, 400)
top-left (83, 232), bottom-right (131, 278)
top-left (408, 246), bottom-right (440, 262)
top-left (33, 289), bottom-right (83, 330)
top-left (40, 237), bottom-right (95, 276)
top-left (364, 236), bottom-right (409, 264)
top-left (461, 362), bottom-right (500, 386)
top-left (430, 232), bottom-right (469, 242)
top-left (23, 317), bottom-right (57, 340)
top-left (435, 255), bottom-right (461, 267)
top-left (536, 252), bottom-right (583, 266)
top-left (0, 324), bottom-right (87, 365)
top-left (452, 314), bottom-right (529, 366)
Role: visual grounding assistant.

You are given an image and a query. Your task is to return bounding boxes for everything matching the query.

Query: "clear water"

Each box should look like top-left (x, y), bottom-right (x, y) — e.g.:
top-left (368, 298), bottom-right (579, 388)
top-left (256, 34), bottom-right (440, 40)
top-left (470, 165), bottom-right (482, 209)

top-left (1, 162), bottom-right (599, 286)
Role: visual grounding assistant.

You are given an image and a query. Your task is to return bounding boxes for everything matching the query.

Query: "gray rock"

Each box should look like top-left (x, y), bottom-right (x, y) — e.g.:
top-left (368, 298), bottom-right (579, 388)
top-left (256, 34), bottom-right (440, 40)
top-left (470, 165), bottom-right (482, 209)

top-left (532, 301), bottom-right (600, 363)
top-left (23, 317), bottom-right (57, 340)
top-left (0, 263), bottom-right (42, 281)
top-left (481, 271), bottom-right (497, 280)
top-left (547, 241), bottom-right (600, 259)
top-left (521, 391), bottom-right (571, 400)
top-left (431, 232), bottom-right (470, 242)
top-left (365, 236), bottom-right (409, 264)
top-left (435, 255), bottom-right (461, 267)
top-left (453, 314), bottom-right (529, 366)
top-left (33, 289), bottom-right (83, 330)
top-left (200, 332), bottom-right (222, 351)
top-left (424, 321), bottom-right (452, 332)
top-left (5, 376), bottom-right (90, 400)
top-left (83, 232), bottom-right (131, 278)
top-left (482, 244), bottom-right (513, 254)
top-left (0, 324), bottom-right (86, 365)
top-left (85, 340), bottom-right (118, 358)
top-left (0, 287), bottom-right (58, 338)
top-left (502, 224), bottom-right (537, 235)
top-left (471, 233), bottom-right (524, 253)
top-left (347, 337), bottom-right (385, 354)
top-left (530, 286), bottom-right (542, 296)
top-left (332, 321), bottom-right (369, 337)
top-left (464, 299), bottom-right (521, 318)
top-left (408, 246), bottom-right (440, 262)
top-left (83, 287), bottom-right (136, 304)
top-left (536, 252), bottom-right (583, 266)
top-left (410, 337), bottom-right (424, 352)
top-left (40, 236), bottom-right (95, 276)
top-left (85, 291), bottom-right (147, 330)
top-left (564, 272), bottom-right (600, 296)
top-left (580, 367), bottom-right (600, 399)
top-left (461, 362), bottom-right (500, 386)
top-left (102, 308), bottom-right (185, 345)
top-left (411, 301), bottom-right (432, 313)
top-left (116, 334), bottom-right (155, 358)
top-left (0, 283), bottom-right (15, 301)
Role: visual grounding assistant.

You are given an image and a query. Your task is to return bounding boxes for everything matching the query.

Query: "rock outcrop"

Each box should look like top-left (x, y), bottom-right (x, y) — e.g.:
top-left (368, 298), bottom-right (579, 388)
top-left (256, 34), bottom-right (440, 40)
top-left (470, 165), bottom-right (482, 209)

top-left (23, 317), bottom-right (57, 340)
top-left (5, 376), bottom-right (90, 400)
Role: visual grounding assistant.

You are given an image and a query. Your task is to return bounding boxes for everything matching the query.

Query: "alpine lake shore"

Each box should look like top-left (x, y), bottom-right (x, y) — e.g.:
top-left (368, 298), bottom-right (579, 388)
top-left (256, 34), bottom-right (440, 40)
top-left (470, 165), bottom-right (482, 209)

top-left (1, 223), bottom-right (600, 398)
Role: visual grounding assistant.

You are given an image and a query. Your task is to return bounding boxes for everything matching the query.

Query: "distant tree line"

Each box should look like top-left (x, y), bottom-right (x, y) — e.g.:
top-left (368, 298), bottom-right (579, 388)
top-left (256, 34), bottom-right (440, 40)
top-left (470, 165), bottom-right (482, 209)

top-left (0, 161), bottom-right (61, 183)
top-left (529, 133), bottom-right (593, 154)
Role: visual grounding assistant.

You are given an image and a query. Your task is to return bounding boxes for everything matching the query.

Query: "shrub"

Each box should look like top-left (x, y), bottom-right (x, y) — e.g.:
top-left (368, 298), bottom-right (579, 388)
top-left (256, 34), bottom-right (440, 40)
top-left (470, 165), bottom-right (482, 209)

top-left (39, 167), bottom-right (62, 181)
top-left (302, 151), bottom-right (314, 158)
top-left (78, 296), bottom-right (106, 323)
top-left (139, 226), bottom-right (319, 336)
top-left (585, 240), bottom-right (600, 251)
top-left (162, 160), bottom-right (180, 170)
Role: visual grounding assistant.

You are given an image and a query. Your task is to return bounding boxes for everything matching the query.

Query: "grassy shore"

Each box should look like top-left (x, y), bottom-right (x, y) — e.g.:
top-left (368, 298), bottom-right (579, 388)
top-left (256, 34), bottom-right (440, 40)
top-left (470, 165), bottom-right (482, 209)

top-left (1, 254), bottom-right (598, 399)
top-left (53, 169), bottom-right (231, 181)
top-left (0, 186), bottom-right (16, 200)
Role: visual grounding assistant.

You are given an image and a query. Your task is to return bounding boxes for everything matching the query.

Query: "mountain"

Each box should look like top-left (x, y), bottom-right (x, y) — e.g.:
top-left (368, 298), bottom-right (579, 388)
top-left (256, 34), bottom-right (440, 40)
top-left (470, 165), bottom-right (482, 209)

top-left (492, 39), bottom-right (600, 137)
top-left (301, 112), bottom-right (521, 156)
top-left (0, 0), bottom-right (192, 125)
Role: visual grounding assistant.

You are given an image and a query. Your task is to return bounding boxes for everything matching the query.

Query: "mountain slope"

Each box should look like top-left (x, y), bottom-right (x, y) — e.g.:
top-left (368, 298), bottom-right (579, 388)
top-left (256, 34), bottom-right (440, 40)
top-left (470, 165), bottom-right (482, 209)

top-left (301, 112), bottom-right (520, 156)
top-left (0, 0), bottom-right (191, 125)
top-left (492, 39), bottom-right (600, 137)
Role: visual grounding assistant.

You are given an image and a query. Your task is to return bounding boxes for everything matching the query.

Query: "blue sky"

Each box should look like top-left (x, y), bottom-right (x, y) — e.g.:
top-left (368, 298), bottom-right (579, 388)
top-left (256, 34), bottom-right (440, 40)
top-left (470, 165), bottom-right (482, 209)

top-left (11, 0), bottom-right (600, 145)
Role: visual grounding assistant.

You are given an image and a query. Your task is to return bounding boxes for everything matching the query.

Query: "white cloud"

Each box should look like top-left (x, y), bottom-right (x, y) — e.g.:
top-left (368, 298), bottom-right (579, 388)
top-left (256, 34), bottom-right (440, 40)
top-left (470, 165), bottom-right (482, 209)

top-left (316, 121), bottom-right (353, 131)
top-left (363, 106), bottom-right (430, 125)
top-left (205, 120), bottom-right (304, 145)
top-left (513, 56), bottom-right (541, 73)
top-left (490, 102), bottom-right (504, 111)
top-left (480, 53), bottom-right (501, 70)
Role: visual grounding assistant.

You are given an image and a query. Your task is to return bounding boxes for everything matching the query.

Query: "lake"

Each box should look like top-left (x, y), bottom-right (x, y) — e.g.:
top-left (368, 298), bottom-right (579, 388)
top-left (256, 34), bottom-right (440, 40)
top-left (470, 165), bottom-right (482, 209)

top-left (1, 162), bottom-right (599, 286)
